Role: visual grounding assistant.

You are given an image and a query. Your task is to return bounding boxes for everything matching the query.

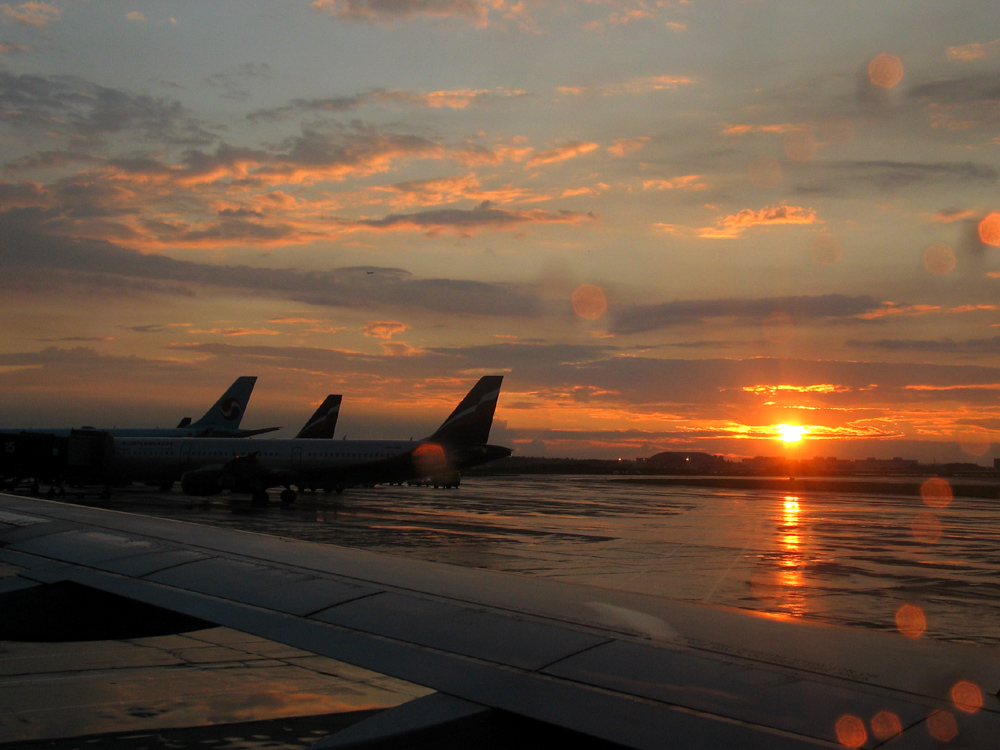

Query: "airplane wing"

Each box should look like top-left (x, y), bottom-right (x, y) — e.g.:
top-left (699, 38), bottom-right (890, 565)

top-left (1, 492), bottom-right (997, 749)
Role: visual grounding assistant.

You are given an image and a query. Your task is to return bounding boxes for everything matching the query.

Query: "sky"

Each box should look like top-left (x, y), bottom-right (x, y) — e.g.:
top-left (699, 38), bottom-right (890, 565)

top-left (1, 0), bottom-right (999, 462)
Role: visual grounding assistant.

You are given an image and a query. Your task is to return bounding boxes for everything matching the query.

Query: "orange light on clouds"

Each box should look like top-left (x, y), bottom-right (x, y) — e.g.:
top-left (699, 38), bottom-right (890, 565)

top-left (572, 284), bottom-right (608, 321)
top-left (834, 714), bottom-right (867, 748)
top-left (870, 711), bottom-right (903, 741)
top-left (923, 243), bottom-right (956, 276)
top-left (868, 53), bottom-right (905, 88)
top-left (951, 680), bottom-right (984, 714)
top-left (776, 424), bottom-right (806, 443)
top-left (920, 477), bottom-right (953, 508)
top-left (979, 212), bottom-right (1000, 246)
top-left (895, 603), bottom-right (926, 638)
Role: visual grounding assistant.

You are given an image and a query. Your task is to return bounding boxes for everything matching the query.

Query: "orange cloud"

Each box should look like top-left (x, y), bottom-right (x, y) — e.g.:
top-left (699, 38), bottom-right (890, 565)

top-left (375, 87), bottom-right (528, 109)
top-left (947, 38), bottom-right (1000, 61)
top-left (698, 202), bottom-right (820, 239)
top-left (643, 175), bottom-right (707, 191)
top-left (363, 321), bottom-right (408, 339)
top-left (556, 75), bottom-right (693, 98)
top-left (187, 327), bottom-right (280, 336)
top-left (372, 173), bottom-right (531, 210)
top-left (722, 123), bottom-right (803, 136)
top-left (607, 137), bottom-right (650, 157)
top-left (527, 141), bottom-right (600, 166)
top-left (1, 2), bottom-right (60, 27)
top-left (930, 207), bottom-right (978, 223)
top-left (858, 304), bottom-right (941, 320)
top-left (743, 384), bottom-right (852, 396)
top-left (339, 200), bottom-right (597, 238)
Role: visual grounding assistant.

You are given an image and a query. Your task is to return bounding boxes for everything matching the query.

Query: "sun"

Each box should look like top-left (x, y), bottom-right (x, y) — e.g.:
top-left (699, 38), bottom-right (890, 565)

top-left (776, 424), bottom-right (806, 443)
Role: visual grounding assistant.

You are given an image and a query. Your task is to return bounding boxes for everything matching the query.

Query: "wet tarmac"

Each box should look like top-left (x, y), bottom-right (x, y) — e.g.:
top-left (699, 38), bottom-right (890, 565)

top-left (3, 474), bottom-right (1000, 747)
top-left (114, 474), bottom-right (1000, 647)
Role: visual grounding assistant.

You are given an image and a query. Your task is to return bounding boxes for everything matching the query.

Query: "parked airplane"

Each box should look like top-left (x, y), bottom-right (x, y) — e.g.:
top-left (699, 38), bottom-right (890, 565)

top-left (295, 394), bottom-right (342, 439)
top-left (18, 376), bottom-right (278, 439)
top-left (2, 492), bottom-right (997, 748)
top-left (112, 376), bottom-right (509, 504)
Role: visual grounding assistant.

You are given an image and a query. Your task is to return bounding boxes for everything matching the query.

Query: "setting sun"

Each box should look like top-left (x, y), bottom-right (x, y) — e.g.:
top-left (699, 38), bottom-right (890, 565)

top-left (776, 424), bottom-right (806, 443)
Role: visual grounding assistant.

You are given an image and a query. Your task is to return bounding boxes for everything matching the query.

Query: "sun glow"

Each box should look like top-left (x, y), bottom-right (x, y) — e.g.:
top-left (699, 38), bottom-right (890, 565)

top-left (776, 424), bottom-right (806, 443)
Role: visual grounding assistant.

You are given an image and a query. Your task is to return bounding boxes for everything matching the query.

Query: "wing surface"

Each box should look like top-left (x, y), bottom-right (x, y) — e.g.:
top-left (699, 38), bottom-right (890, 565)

top-left (1, 493), bottom-right (997, 749)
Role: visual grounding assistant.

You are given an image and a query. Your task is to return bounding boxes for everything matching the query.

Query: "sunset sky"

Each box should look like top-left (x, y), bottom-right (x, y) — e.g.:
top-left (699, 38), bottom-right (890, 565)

top-left (1, 1), bottom-right (1000, 461)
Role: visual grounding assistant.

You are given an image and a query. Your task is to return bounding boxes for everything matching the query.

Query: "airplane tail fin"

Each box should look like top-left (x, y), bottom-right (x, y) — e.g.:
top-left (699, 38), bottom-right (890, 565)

top-left (188, 376), bottom-right (257, 430)
top-left (427, 376), bottom-right (503, 446)
top-left (295, 395), bottom-right (342, 439)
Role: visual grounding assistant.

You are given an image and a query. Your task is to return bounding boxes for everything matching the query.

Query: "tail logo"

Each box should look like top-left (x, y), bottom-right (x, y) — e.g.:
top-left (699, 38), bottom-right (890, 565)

top-left (220, 397), bottom-right (243, 421)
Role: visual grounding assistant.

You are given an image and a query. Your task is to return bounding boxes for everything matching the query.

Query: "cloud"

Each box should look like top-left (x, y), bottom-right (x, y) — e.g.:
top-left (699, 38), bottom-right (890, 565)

top-left (0, 2), bottom-right (59, 27)
top-left (204, 64), bottom-right (272, 101)
top-left (248, 86), bottom-right (528, 121)
top-left (311, 0), bottom-right (493, 26)
top-left (0, 72), bottom-right (214, 145)
top-left (793, 160), bottom-right (999, 196)
top-left (340, 199), bottom-right (596, 237)
top-left (612, 294), bottom-right (883, 335)
top-left (527, 141), bottom-right (600, 166)
top-left (607, 138), bottom-right (649, 157)
top-left (0, 41), bottom-right (29, 54)
top-left (363, 320), bottom-right (408, 339)
top-left (698, 202), bottom-right (819, 239)
top-left (556, 75), bottom-right (693, 98)
top-left (125, 11), bottom-right (147, 22)
top-left (931, 207), bottom-right (978, 223)
top-left (947, 39), bottom-right (1000, 62)
top-left (847, 336), bottom-right (1000, 354)
top-left (0, 213), bottom-right (545, 316)
top-left (372, 173), bottom-right (531, 209)
top-left (721, 123), bottom-right (802, 136)
top-left (909, 73), bottom-right (1000, 103)
top-left (642, 175), bottom-right (707, 191)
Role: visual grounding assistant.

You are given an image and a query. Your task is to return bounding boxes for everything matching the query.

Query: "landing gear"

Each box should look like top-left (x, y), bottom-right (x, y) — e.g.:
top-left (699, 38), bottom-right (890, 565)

top-left (251, 489), bottom-right (269, 507)
top-left (280, 488), bottom-right (297, 506)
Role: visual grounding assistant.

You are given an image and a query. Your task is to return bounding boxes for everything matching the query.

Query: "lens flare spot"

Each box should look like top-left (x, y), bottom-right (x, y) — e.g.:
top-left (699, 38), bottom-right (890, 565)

top-left (784, 127), bottom-right (818, 162)
top-left (927, 709), bottom-right (959, 742)
top-left (911, 512), bottom-right (942, 545)
top-left (952, 680), bottom-right (983, 713)
top-left (923, 243), bottom-right (956, 276)
top-left (958, 429), bottom-right (990, 457)
top-left (572, 283), bottom-right (608, 321)
top-left (811, 233), bottom-right (843, 266)
top-left (776, 424), bottom-right (806, 443)
top-left (748, 156), bottom-right (783, 188)
top-left (979, 212), bottom-right (1000, 246)
top-left (412, 442), bottom-right (448, 477)
top-left (870, 711), bottom-right (903, 741)
top-left (835, 714), bottom-right (867, 748)
top-left (868, 53), bottom-right (904, 88)
top-left (921, 477), bottom-right (953, 508)
top-left (895, 603), bottom-right (926, 638)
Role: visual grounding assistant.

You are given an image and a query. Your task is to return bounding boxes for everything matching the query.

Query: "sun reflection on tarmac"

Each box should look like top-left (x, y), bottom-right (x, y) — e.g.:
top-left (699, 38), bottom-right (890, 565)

top-left (751, 495), bottom-right (807, 616)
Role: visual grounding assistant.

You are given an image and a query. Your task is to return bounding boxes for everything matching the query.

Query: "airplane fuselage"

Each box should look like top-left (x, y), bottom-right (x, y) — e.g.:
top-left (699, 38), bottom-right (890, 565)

top-left (109, 435), bottom-right (493, 493)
